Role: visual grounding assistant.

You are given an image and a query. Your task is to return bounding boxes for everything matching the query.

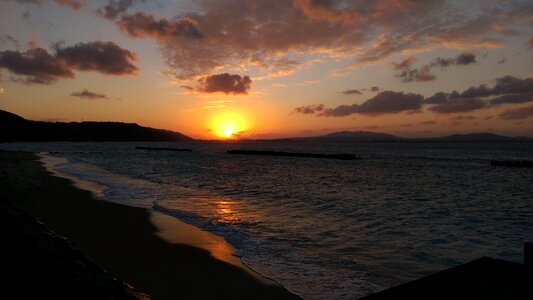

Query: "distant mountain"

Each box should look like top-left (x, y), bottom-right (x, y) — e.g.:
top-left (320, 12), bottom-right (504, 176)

top-left (424, 133), bottom-right (530, 142)
top-left (274, 131), bottom-right (531, 143)
top-left (0, 110), bottom-right (193, 142)
top-left (319, 131), bottom-right (403, 141)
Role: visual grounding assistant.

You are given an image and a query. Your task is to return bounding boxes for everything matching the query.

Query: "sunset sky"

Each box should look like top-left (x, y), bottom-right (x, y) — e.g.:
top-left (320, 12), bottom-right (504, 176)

top-left (1, 0), bottom-right (532, 139)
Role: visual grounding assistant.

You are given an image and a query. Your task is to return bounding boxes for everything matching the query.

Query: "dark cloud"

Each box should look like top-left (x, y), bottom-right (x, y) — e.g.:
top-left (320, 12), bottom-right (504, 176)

top-left (490, 92), bottom-right (533, 105)
top-left (319, 91), bottom-right (423, 116)
top-left (292, 104), bottom-right (325, 114)
top-left (423, 76), bottom-right (533, 111)
top-left (434, 52), bottom-right (477, 67)
top-left (3, 0), bottom-right (44, 4)
top-left (370, 86), bottom-right (380, 92)
top-left (420, 120), bottom-right (437, 125)
top-left (293, 75), bottom-right (533, 118)
top-left (71, 89), bottom-right (108, 99)
top-left (116, 12), bottom-right (204, 41)
top-left (392, 57), bottom-right (435, 82)
top-left (424, 92), bottom-right (449, 104)
top-left (0, 41), bottom-right (137, 84)
top-left (341, 89), bottom-right (362, 95)
top-left (0, 48), bottom-right (73, 84)
top-left (97, 0), bottom-right (133, 20)
top-left (356, 91), bottom-right (424, 114)
top-left (499, 104), bottom-right (533, 120)
top-left (490, 76), bottom-right (533, 96)
top-left (55, 41), bottom-right (138, 75)
top-left (428, 97), bottom-right (486, 113)
top-left (400, 65), bottom-right (435, 82)
top-left (450, 115), bottom-right (476, 121)
top-left (393, 52), bottom-right (477, 83)
top-left (459, 85), bottom-right (492, 98)
top-left (3, 0), bottom-right (84, 9)
top-left (53, 0), bottom-right (83, 10)
top-left (184, 73), bottom-right (252, 95)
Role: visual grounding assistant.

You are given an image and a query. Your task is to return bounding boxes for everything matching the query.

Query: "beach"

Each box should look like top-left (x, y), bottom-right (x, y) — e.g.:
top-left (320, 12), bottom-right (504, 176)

top-left (0, 150), bottom-right (299, 299)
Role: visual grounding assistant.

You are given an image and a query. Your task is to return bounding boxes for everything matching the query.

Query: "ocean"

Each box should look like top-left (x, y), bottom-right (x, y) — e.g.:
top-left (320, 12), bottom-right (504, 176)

top-left (2, 141), bottom-right (532, 299)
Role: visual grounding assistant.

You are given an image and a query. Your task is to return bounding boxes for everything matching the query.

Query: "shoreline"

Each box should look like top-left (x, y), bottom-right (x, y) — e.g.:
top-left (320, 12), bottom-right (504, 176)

top-left (38, 151), bottom-right (279, 286)
top-left (1, 150), bottom-right (299, 299)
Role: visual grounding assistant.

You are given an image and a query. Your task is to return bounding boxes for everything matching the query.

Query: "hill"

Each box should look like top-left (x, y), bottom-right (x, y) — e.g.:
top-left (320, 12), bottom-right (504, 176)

top-left (424, 133), bottom-right (521, 142)
top-left (272, 131), bottom-right (531, 143)
top-left (318, 131), bottom-right (403, 141)
top-left (0, 110), bottom-right (193, 142)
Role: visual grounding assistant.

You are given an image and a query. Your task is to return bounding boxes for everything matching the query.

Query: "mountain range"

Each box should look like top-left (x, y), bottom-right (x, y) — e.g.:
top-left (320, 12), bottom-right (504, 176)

top-left (1, 110), bottom-right (531, 142)
top-left (0, 110), bottom-right (192, 142)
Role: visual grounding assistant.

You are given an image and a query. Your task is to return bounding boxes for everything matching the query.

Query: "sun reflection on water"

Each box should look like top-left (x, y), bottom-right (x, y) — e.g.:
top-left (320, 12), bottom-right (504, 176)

top-left (214, 199), bottom-right (241, 224)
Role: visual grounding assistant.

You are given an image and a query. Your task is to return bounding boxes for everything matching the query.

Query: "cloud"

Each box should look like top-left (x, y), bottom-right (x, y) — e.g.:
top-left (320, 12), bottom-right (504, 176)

top-left (423, 76), bottom-right (533, 112)
top-left (499, 104), bottom-right (533, 120)
top-left (490, 92), bottom-right (533, 105)
top-left (3, 0), bottom-right (84, 9)
top-left (490, 76), bottom-right (533, 96)
top-left (183, 73), bottom-right (252, 95)
top-left (427, 97), bottom-right (486, 114)
top-left (0, 48), bottom-right (74, 84)
top-left (450, 115), bottom-right (476, 121)
top-left (341, 89), bottom-right (362, 95)
top-left (53, 0), bottom-right (83, 10)
top-left (116, 12), bottom-right (204, 41)
top-left (393, 52), bottom-right (477, 82)
top-left (55, 41), bottom-right (138, 75)
top-left (292, 75), bottom-right (533, 118)
top-left (0, 41), bottom-right (137, 84)
top-left (370, 86), bottom-right (380, 92)
top-left (0, 87), bottom-right (4, 94)
top-left (434, 52), bottom-right (477, 67)
top-left (319, 91), bottom-right (423, 116)
top-left (420, 120), bottom-right (437, 125)
top-left (97, 0), bottom-right (133, 20)
top-left (444, 76), bottom-right (533, 104)
top-left (70, 89), bottom-right (108, 99)
top-left (104, 1), bottom-right (529, 80)
top-left (292, 104), bottom-right (325, 115)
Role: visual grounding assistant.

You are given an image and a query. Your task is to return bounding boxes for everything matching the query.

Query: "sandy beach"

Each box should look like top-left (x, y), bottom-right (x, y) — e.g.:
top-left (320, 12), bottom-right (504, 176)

top-left (0, 150), bottom-right (299, 299)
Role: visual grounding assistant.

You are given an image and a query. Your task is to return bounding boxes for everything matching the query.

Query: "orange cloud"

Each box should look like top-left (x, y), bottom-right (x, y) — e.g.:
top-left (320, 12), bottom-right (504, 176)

top-left (116, 12), bottom-right (203, 41)
top-left (103, 1), bottom-right (530, 80)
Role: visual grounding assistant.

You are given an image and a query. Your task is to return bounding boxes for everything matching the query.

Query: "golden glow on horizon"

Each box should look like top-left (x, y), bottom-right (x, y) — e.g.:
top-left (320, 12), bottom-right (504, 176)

top-left (211, 111), bottom-right (248, 139)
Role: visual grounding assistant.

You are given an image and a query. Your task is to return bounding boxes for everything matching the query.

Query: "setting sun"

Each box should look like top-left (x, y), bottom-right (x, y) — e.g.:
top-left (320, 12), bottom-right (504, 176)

top-left (222, 128), bottom-right (234, 138)
top-left (210, 111), bottom-right (249, 139)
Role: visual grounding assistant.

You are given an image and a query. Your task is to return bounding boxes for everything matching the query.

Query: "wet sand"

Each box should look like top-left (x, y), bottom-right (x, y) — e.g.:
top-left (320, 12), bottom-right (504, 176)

top-left (0, 150), bottom-right (299, 299)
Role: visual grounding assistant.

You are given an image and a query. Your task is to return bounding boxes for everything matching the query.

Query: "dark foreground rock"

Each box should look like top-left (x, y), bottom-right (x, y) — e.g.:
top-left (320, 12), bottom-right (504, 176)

top-left (361, 256), bottom-right (533, 300)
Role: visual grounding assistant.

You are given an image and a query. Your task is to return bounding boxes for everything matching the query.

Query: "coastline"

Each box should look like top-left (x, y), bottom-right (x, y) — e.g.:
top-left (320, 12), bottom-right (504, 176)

top-left (0, 150), bottom-right (299, 299)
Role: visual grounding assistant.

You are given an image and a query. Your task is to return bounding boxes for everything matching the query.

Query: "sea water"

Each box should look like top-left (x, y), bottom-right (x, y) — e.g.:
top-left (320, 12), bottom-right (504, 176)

top-left (2, 141), bottom-right (532, 299)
